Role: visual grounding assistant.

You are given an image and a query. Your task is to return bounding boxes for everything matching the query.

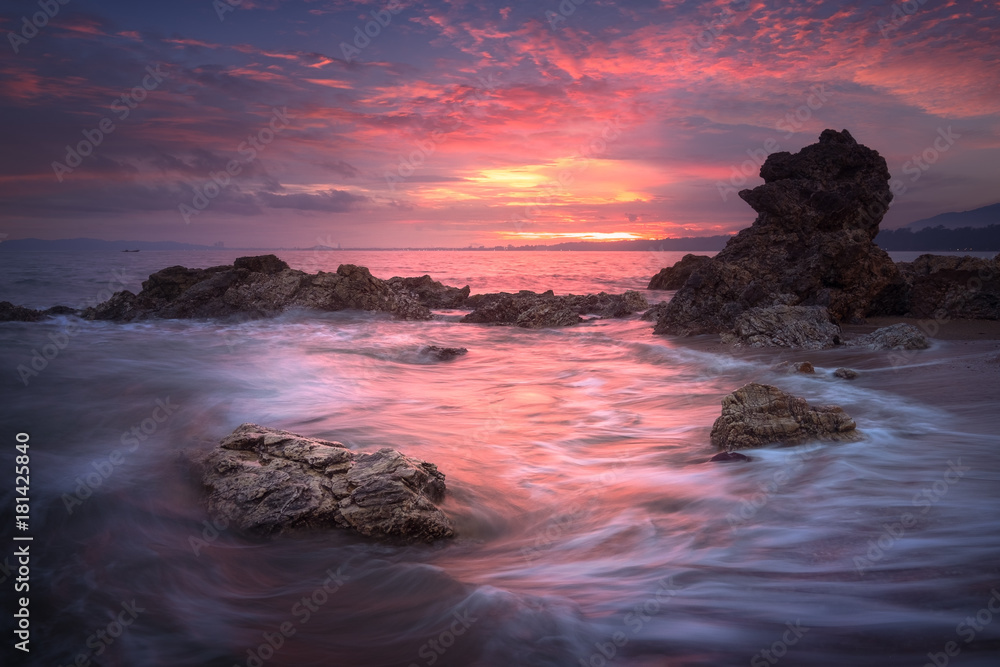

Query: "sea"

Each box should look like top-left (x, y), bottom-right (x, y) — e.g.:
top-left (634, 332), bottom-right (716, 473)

top-left (1, 249), bottom-right (999, 667)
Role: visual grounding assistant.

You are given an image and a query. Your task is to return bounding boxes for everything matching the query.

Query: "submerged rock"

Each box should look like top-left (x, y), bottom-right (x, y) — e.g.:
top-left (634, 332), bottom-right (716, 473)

top-left (190, 423), bottom-right (454, 541)
top-left (775, 361), bottom-right (816, 374)
top-left (846, 323), bottom-right (929, 350)
top-left (0, 301), bottom-right (46, 322)
top-left (84, 256), bottom-right (431, 322)
top-left (834, 368), bottom-right (859, 380)
top-left (461, 290), bottom-right (648, 328)
top-left (709, 451), bottom-right (752, 463)
top-left (419, 345), bottom-right (468, 361)
top-left (710, 383), bottom-right (861, 451)
top-left (648, 254), bottom-right (712, 290)
top-left (655, 130), bottom-right (906, 340)
top-left (721, 305), bottom-right (842, 350)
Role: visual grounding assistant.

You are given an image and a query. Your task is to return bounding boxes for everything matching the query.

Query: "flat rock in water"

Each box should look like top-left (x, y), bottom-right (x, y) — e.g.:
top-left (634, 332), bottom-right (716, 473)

top-left (0, 301), bottom-right (46, 322)
top-left (709, 451), bottom-right (752, 463)
top-left (82, 256), bottom-right (432, 322)
top-left (461, 290), bottom-right (648, 328)
top-left (710, 383), bottom-right (861, 451)
top-left (846, 323), bottom-right (929, 350)
top-left (722, 305), bottom-right (841, 349)
top-left (834, 367), bottom-right (859, 380)
top-left (189, 423), bottom-right (454, 542)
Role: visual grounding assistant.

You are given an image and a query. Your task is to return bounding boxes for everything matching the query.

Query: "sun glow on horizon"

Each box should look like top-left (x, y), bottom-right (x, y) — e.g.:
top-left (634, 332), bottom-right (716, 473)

top-left (496, 231), bottom-right (657, 242)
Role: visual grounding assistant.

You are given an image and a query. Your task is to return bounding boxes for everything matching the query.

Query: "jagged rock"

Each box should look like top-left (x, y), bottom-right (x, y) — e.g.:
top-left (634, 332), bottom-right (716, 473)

top-left (721, 305), bottom-right (841, 349)
top-left (419, 346), bottom-right (467, 361)
top-left (461, 290), bottom-right (647, 328)
top-left (655, 130), bottom-right (906, 339)
top-left (846, 323), bottom-right (929, 350)
top-left (640, 302), bottom-right (670, 321)
top-left (189, 423), bottom-right (454, 541)
top-left (834, 368), bottom-right (858, 380)
top-left (0, 301), bottom-right (46, 322)
top-left (387, 275), bottom-right (471, 308)
top-left (893, 254), bottom-right (1000, 319)
top-left (648, 254), bottom-right (712, 290)
top-left (710, 383), bottom-right (861, 451)
top-left (709, 451), bottom-right (752, 463)
top-left (83, 256), bottom-right (431, 322)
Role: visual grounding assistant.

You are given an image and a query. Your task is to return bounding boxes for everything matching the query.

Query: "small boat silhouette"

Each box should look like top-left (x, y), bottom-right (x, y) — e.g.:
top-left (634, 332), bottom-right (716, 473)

top-left (121, 249), bottom-right (140, 252)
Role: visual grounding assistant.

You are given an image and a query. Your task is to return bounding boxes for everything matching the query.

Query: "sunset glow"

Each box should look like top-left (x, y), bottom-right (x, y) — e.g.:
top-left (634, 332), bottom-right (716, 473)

top-left (1, 0), bottom-right (997, 247)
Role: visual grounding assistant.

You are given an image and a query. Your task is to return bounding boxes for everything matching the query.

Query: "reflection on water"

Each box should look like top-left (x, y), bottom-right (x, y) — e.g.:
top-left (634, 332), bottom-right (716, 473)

top-left (1, 252), bottom-right (999, 666)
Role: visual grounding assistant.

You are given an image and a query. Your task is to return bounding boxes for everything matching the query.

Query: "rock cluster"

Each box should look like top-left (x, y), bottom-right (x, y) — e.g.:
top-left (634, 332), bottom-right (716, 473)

top-left (654, 130), bottom-right (906, 339)
top-left (189, 423), bottom-right (454, 541)
top-left (710, 383), bottom-right (861, 451)
top-left (462, 290), bottom-right (648, 328)
top-left (893, 254), bottom-right (1000, 319)
top-left (84, 256), bottom-right (431, 321)
top-left (647, 254), bottom-right (711, 290)
top-left (387, 275), bottom-right (471, 309)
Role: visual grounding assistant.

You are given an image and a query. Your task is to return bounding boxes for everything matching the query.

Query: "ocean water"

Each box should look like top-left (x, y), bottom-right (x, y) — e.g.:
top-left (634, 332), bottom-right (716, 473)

top-left (1, 250), bottom-right (999, 667)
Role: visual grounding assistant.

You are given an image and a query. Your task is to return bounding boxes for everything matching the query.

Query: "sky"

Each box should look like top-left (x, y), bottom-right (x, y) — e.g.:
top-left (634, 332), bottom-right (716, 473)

top-left (1, 0), bottom-right (998, 248)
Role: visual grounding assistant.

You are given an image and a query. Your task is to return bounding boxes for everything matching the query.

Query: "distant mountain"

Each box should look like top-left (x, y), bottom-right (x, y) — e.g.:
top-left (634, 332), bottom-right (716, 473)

top-left (905, 203), bottom-right (1000, 231)
top-left (0, 238), bottom-right (218, 252)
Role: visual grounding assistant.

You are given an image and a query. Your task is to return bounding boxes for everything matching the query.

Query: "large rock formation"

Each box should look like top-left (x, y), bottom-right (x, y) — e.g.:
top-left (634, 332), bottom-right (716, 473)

top-left (189, 423), bottom-right (454, 541)
top-left (462, 290), bottom-right (648, 328)
top-left (893, 254), bottom-right (1000, 319)
top-left (655, 130), bottom-right (906, 338)
top-left (84, 256), bottom-right (431, 321)
top-left (648, 254), bottom-right (712, 290)
top-left (711, 383), bottom-right (861, 451)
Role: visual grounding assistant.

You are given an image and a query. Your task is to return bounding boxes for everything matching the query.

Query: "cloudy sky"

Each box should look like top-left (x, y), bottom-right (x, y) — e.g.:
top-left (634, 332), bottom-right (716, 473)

top-left (1, 0), bottom-right (998, 247)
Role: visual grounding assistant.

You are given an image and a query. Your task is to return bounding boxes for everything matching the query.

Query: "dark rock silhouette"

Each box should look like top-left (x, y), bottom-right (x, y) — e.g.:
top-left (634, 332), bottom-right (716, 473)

top-left (648, 254), bottom-right (711, 290)
top-left (893, 254), bottom-right (1000, 319)
top-left (655, 130), bottom-right (906, 338)
top-left (387, 275), bottom-right (471, 308)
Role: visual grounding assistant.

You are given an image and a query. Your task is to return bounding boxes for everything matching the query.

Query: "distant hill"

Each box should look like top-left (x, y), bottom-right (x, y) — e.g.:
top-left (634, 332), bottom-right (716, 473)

top-left (905, 203), bottom-right (1000, 231)
top-left (0, 238), bottom-right (218, 252)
